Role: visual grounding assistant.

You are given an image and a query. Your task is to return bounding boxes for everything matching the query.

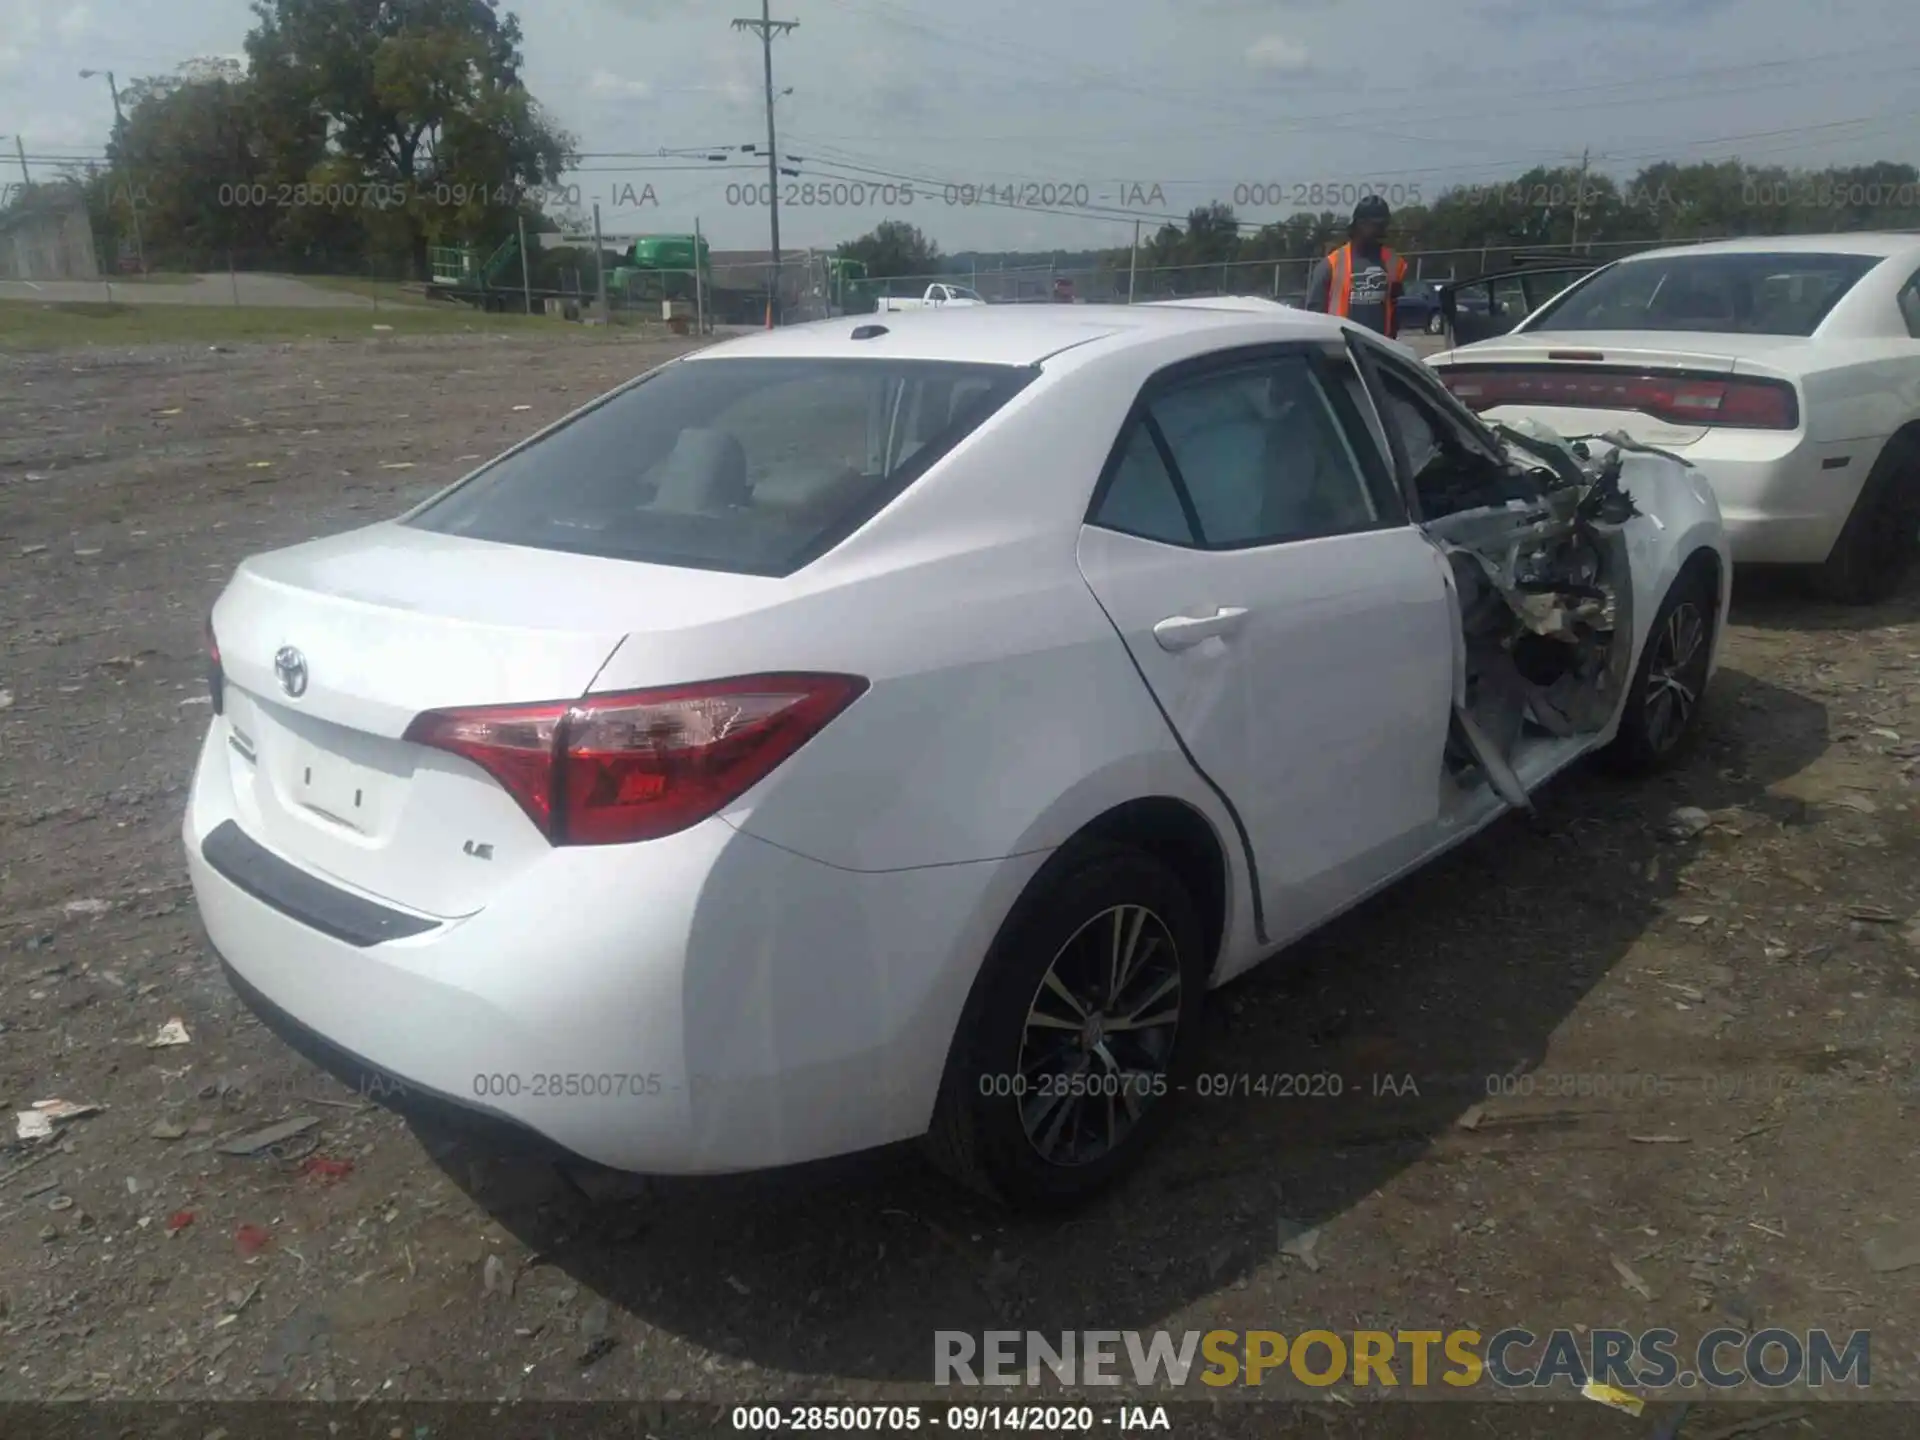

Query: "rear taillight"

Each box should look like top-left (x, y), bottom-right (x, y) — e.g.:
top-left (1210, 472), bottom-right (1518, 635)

top-left (1437, 366), bottom-right (1798, 430)
top-left (206, 615), bottom-right (224, 714)
top-left (403, 673), bottom-right (868, 846)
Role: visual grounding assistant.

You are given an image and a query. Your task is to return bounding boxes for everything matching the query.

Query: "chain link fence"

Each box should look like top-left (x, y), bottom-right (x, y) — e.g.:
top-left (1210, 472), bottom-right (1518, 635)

top-left (20, 229), bottom-right (1904, 331)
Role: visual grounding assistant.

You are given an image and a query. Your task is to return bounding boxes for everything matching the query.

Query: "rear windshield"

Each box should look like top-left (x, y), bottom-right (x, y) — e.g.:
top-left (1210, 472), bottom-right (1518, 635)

top-left (1526, 251), bottom-right (1883, 337)
top-left (406, 356), bottom-right (1033, 576)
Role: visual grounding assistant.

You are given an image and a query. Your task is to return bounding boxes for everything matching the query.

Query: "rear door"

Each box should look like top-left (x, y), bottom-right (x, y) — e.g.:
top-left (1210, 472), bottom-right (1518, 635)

top-left (1445, 264), bottom-right (1599, 344)
top-left (1076, 343), bottom-right (1457, 945)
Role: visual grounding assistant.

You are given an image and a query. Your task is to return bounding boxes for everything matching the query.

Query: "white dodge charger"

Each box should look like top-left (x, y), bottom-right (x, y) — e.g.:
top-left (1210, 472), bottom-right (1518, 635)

top-left (1429, 233), bottom-right (1920, 603)
top-left (185, 302), bottom-right (1728, 1209)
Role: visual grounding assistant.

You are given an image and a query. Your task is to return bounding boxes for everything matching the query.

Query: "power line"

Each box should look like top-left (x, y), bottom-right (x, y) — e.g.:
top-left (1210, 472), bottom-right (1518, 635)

top-left (811, 0), bottom-right (1897, 146)
top-left (787, 63), bottom-right (1920, 150)
top-left (789, 108), bottom-right (1920, 211)
top-left (823, 0), bottom-right (1886, 107)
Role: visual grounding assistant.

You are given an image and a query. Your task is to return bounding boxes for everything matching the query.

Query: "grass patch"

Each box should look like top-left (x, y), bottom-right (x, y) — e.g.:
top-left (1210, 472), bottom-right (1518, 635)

top-left (0, 298), bottom-right (600, 350)
top-left (49, 301), bottom-right (135, 319)
top-left (295, 275), bottom-right (440, 308)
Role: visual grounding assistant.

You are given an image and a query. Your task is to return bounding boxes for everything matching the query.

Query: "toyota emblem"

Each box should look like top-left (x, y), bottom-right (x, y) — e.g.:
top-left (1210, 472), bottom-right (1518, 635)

top-left (273, 646), bottom-right (309, 698)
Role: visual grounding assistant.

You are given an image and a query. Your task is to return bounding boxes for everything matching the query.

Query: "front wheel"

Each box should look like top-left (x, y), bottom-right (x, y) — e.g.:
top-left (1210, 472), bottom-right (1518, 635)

top-left (1600, 563), bottom-right (1717, 775)
top-left (922, 844), bottom-right (1208, 1211)
top-left (1427, 309), bottom-right (1446, 335)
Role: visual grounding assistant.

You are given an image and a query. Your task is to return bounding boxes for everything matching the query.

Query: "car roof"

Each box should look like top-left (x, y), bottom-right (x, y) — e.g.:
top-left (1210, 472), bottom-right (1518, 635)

top-left (684, 301), bottom-right (1351, 366)
top-left (1141, 295), bottom-right (1294, 311)
top-left (1618, 232), bottom-right (1920, 263)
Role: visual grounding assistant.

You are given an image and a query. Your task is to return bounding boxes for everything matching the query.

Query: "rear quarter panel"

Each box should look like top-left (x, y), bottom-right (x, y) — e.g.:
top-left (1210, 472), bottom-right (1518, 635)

top-left (1787, 344), bottom-right (1920, 446)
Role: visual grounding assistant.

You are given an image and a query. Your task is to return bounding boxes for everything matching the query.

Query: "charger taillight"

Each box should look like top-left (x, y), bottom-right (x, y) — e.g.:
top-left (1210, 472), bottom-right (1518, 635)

top-left (206, 615), bottom-right (224, 714)
top-left (403, 673), bottom-right (869, 845)
top-left (1437, 364), bottom-right (1799, 430)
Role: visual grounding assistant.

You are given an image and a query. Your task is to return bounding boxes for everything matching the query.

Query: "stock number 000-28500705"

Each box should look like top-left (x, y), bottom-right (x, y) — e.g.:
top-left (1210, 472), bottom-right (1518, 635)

top-left (731, 1406), bottom-right (1101, 1431)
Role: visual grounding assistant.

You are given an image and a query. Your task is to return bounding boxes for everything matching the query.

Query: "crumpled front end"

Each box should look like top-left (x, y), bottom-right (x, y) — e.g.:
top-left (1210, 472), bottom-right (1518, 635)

top-left (1422, 418), bottom-right (1696, 806)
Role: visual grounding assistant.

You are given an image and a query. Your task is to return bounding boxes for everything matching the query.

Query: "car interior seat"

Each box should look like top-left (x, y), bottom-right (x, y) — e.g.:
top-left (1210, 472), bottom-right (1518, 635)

top-left (650, 428), bottom-right (752, 513)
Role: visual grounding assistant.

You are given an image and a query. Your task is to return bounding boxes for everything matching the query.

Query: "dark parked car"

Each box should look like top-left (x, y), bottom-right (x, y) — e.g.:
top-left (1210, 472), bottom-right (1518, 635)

top-left (1439, 262), bottom-right (1601, 346)
top-left (1395, 280), bottom-right (1446, 334)
top-left (1398, 279), bottom-right (1494, 335)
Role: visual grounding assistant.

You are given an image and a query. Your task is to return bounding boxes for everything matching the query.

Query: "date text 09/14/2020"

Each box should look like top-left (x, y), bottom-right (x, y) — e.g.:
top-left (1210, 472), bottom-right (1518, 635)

top-left (729, 1404), bottom-right (1171, 1432)
top-left (975, 1072), bottom-right (1418, 1101)
top-left (723, 181), bottom-right (1168, 211)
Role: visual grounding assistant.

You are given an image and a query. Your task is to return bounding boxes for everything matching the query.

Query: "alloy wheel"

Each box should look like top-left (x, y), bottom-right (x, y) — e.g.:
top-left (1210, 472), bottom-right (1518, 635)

top-left (1015, 904), bottom-right (1182, 1166)
top-left (1644, 600), bottom-right (1709, 754)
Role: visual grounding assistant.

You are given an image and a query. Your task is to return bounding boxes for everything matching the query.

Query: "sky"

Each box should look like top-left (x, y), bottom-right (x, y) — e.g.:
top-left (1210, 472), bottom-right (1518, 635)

top-left (3, 0), bottom-right (1918, 254)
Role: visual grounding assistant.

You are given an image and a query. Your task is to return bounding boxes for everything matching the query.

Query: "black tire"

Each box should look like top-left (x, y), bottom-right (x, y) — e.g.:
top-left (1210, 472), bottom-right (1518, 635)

top-left (1809, 433), bottom-right (1920, 605)
top-left (1601, 561), bottom-right (1717, 776)
top-left (922, 843), bottom-right (1208, 1211)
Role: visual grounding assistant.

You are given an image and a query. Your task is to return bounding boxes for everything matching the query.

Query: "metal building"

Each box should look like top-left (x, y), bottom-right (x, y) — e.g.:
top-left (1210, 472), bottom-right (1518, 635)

top-left (0, 187), bottom-right (101, 281)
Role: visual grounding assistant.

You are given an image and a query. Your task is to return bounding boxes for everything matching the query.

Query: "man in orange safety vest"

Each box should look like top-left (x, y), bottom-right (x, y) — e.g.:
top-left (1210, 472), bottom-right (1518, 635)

top-left (1304, 195), bottom-right (1408, 337)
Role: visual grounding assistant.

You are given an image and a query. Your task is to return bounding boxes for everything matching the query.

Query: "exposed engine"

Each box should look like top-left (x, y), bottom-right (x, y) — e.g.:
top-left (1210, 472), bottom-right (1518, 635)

top-left (1425, 420), bottom-right (1649, 791)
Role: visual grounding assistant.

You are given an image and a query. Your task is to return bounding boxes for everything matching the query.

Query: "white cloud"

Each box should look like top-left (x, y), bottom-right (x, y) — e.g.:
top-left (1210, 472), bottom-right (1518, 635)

top-left (57, 5), bottom-right (95, 40)
top-left (589, 69), bottom-right (653, 99)
top-left (1246, 33), bottom-right (1312, 71)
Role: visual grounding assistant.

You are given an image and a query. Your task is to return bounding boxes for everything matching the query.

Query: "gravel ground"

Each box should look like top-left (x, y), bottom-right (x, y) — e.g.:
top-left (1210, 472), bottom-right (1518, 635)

top-left (1, 332), bottom-right (1918, 1429)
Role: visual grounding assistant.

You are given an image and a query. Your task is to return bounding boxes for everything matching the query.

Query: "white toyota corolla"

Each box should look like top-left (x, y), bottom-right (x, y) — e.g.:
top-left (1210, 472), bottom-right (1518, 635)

top-left (1429, 233), bottom-right (1920, 603)
top-left (186, 302), bottom-right (1729, 1209)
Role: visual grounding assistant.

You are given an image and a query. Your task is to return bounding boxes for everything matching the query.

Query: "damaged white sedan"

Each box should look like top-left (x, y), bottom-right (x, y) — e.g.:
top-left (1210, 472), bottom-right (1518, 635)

top-left (186, 303), bottom-right (1726, 1212)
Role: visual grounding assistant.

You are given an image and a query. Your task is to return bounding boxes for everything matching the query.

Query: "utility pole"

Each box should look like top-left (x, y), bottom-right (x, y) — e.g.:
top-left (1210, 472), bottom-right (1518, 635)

top-left (694, 216), bottom-right (707, 334)
top-left (82, 69), bottom-right (144, 271)
top-left (518, 212), bottom-right (532, 315)
top-left (1127, 219), bottom-right (1140, 303)
top-left (1569, 146), bottom-right (1590, 252)
top-left (79, 69), bottom-right (123, 128)
top-left (14, 137), bottom-right (27, 185)
top-left (733, 1), bottom-right (796, 327)
top-left (125, 181), bottom-right (148, 274)
top-left (592, 202), bottom-right (608, 321)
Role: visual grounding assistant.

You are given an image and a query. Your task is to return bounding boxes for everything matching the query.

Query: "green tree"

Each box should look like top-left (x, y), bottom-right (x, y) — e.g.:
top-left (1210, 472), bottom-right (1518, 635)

top-left (1180, 201), bottom-right (1242, 266)
top-left (836, 219), bottom-right (940, 279)
top-left (89, 59), bottom-right (291, 271)
top-left (245, 0), bottom-right (573, 278)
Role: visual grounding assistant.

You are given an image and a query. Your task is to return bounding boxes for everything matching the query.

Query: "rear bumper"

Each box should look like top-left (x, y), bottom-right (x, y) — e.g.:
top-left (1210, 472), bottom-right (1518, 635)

top-left (214, 948), bottom-right (576, 1161)
top-left (183, 723), bottom-right (1041, 1174)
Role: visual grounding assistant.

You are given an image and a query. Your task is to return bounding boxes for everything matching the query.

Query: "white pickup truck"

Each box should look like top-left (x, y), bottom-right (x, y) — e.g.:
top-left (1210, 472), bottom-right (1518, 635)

top-left (872, 282), bottom-right (987, 312)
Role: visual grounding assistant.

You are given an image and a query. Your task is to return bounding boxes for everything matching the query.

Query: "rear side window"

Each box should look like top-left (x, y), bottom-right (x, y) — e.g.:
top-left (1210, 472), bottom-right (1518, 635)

top-left (1528, 251), bottom-right (1884, 336)
top-left (1097, 427), bottom-right (1195, 545)
top-left (1899, 268), bottom-right (1920, 338)
top-left (1092, 352), bottom-right (1395, 549)
top-left (407, 357), bottom-right (1033, 576)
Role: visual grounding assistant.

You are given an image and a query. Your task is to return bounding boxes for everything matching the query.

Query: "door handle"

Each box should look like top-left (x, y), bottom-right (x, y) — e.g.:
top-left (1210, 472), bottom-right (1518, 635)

top-left (1152, 606), bottom-right (1248, 651)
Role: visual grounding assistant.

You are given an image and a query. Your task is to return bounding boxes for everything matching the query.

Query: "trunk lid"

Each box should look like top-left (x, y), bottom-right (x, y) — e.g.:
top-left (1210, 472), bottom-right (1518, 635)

top-left (208, 521), bottom-right (776, 917)
top-left (1435, 332), bottom-right (1808, 448)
